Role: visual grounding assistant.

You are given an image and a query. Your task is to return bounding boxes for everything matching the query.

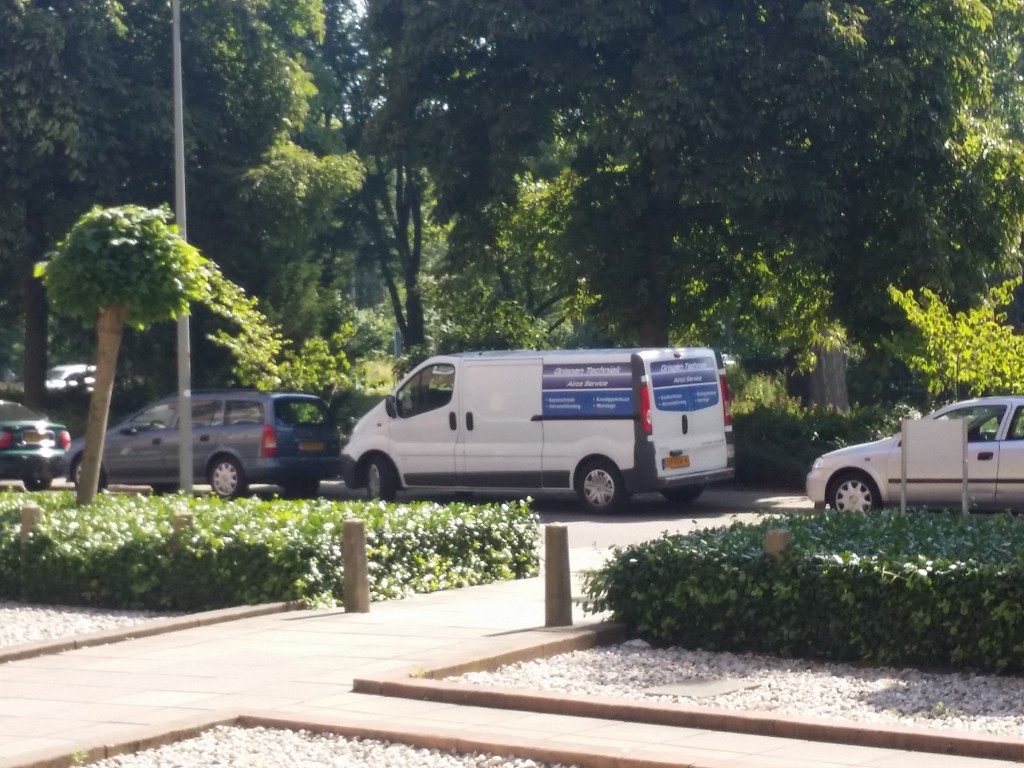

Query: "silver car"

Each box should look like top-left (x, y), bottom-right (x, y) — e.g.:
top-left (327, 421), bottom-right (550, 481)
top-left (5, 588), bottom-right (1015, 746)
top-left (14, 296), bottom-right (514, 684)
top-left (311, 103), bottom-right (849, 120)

top-left (63, 391), bottom-right (341, 499)
top-left (806, 396), bottom-right (1024, 513)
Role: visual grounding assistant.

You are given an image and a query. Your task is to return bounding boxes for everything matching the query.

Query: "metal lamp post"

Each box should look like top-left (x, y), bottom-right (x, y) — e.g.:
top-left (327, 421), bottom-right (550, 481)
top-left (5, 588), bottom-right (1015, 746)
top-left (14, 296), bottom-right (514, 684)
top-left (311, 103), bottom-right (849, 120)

top-left (172, 0), bottom-right (193, 492)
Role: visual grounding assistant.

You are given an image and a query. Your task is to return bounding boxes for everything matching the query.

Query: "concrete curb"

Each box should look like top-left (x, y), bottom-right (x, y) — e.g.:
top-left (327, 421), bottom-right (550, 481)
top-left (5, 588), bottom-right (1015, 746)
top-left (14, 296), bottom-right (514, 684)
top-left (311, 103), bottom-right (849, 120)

top-left (0, 602), bottom-right (299, 664)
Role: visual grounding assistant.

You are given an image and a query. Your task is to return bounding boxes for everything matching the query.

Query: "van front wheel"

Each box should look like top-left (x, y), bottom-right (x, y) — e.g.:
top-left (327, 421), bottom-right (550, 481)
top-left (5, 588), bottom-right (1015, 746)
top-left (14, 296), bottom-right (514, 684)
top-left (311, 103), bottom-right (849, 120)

top-left (366, 456), bottom-right (398, 502)
top-left (577, 459), bottom-right (627, 514)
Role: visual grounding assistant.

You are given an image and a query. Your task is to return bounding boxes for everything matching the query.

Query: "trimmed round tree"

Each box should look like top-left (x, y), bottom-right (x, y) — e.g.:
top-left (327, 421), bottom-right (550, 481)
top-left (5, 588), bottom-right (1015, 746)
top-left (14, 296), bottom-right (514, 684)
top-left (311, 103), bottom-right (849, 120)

top-left (36, 204), bottom-right (208, 504)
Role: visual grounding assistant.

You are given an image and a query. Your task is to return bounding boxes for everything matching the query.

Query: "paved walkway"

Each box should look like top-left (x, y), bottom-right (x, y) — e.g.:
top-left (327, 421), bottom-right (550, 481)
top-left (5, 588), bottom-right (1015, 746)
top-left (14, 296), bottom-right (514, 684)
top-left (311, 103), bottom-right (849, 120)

top-left (0, 543), bottom-right (1022, 768)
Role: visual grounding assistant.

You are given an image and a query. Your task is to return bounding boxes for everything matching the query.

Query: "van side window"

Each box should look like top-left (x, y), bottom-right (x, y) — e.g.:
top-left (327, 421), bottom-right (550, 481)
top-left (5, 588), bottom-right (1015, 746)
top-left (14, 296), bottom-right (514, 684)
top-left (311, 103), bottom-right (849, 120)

top-left (396, 363), bottom-right (455, 418)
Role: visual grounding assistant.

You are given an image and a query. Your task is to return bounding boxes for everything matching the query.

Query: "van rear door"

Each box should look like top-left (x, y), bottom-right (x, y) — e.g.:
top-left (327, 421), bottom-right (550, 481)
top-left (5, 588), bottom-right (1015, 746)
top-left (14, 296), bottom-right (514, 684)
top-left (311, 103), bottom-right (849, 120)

top-left (639, 349), bottom-right (730, 481)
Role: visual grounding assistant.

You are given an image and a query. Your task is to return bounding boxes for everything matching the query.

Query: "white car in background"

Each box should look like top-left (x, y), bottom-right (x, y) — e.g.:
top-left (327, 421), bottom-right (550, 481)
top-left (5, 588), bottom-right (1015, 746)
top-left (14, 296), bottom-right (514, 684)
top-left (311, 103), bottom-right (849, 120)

top-left (46, 364), bottom-right (96, 392)
top-left (806, 397), bottom-right (1024, 513)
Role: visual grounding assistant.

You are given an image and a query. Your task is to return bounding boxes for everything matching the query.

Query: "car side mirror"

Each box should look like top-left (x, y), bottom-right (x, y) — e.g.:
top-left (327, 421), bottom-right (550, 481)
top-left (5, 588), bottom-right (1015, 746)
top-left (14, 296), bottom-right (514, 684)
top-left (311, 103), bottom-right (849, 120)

top-left (385, 395), bottom-right (397, 419)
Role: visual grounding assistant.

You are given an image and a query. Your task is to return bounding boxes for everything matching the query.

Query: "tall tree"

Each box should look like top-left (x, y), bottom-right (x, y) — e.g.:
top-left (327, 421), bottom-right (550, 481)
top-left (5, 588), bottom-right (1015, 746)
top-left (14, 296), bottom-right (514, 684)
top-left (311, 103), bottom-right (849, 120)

top-left (1, 0), bottom-right (360, 401)
top-left (0, 0), bottom-right (128, 405)
top-left (37, 205), bottom-right (208, 504)
top-left (366, 0), bottom-right (1024, 356)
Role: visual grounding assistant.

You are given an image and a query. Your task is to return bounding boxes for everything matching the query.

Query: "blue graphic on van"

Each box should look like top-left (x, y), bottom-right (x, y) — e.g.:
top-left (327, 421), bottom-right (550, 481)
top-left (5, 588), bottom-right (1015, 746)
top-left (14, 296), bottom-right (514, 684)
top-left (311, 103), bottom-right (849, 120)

top-left (651, 359), bottom-right (719, 412)
top-left (542, 363), bottom-right (633, 417)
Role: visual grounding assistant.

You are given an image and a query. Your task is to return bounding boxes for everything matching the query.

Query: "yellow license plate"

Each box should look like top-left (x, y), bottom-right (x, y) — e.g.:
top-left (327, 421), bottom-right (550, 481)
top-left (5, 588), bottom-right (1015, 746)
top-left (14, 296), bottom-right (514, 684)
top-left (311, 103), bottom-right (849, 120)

top-left (663, 455), bottom-right (690, 470)
top-left (24, 432), bottom-right (45, 444)
top-left (299, 441), bottom-right (325, 452)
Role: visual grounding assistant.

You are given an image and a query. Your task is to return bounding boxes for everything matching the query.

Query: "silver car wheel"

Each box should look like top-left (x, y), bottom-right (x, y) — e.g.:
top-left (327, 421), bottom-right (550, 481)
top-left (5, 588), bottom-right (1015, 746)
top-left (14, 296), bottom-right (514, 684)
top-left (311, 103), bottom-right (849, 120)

top-left (583, 467), bottom-right (616, 508)
top-left (832, 475), bottom-right (875, 513)
top-left (210, 459), bottom-right (240, 498)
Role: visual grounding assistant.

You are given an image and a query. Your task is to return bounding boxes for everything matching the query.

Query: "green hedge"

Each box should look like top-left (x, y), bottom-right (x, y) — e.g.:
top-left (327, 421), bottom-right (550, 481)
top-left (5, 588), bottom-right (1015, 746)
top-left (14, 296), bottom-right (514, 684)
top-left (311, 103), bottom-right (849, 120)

top-left (0, 492), bottom-right (539, 611)
top-left (582, 511), bottom-right (1024, 673)
top-left (732, 402), bottom-right (908, 489)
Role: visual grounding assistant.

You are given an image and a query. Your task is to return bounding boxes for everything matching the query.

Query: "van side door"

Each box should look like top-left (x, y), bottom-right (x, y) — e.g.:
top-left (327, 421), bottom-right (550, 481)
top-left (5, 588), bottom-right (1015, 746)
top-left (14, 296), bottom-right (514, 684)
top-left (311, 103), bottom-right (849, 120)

top-left (390, 361), bottom-right (459, 487)
top-left (457, 359), bottom-right (543, 487)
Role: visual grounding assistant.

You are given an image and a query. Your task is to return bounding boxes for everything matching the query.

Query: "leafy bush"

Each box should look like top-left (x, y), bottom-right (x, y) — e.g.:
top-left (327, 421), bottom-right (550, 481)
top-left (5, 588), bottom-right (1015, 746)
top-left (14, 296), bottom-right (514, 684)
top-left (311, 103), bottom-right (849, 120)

top-left (0, 492), bottom-right (539, 611)
top-left (582, 510), bottom-right (1024, 673)
top-left (732, 402), bottom-right (910, 489)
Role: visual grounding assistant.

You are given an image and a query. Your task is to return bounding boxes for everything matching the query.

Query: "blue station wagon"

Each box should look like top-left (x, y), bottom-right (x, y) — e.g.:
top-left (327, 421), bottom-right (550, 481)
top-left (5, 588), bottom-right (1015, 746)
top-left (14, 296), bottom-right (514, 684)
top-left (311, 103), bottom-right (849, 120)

top-left (63, 391), bottom-right (341, 498)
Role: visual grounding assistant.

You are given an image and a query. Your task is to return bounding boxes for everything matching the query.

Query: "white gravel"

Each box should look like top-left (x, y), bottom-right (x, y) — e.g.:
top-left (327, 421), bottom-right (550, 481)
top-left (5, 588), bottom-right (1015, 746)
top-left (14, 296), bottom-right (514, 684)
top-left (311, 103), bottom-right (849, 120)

top-left (0, 601), bottom-right (173, 648)
top-left (85, 726), bottom-right (578, 768)
top-left (451, 639), bottom-right (1024, 738)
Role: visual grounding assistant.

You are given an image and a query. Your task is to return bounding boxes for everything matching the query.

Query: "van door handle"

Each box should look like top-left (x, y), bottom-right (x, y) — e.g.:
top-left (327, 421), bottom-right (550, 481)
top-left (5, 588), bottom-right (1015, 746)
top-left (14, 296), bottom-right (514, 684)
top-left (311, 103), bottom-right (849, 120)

top-left (152, 438), bottom-right (162, 445)
top-left (978, 451), bottom-right (994, 461)
top-left (199, 435), bottom-right (210, 443)
top-left (449, 412), bottom-right (457, 431)
top-left (466, 412), bottom-right (474, 431)
top-left (681, 415), bottom-right (688, 434)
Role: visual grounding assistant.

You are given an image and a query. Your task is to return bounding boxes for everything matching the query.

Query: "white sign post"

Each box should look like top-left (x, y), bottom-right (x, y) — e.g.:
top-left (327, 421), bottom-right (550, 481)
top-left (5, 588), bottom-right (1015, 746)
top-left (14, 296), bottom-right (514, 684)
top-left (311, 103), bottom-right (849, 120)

top-left (901, 419), bottom-right (968, 515)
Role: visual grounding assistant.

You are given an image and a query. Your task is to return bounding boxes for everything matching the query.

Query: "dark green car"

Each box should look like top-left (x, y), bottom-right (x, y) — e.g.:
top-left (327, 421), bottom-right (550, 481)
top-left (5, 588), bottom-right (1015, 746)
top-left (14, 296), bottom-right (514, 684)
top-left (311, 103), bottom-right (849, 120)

top-left (0, 400), bottom-right (70, 491)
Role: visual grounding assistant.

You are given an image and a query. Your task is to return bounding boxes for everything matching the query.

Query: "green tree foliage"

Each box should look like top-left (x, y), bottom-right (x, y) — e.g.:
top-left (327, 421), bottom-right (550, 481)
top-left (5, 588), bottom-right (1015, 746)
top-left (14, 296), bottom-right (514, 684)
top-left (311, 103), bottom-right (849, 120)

top-left (0, 0), bottom-right (130, 403)
top-left (889, 279), bottom-right (1024, 400)
top-left (2, 0), bottom-right (363, 402)
top-left (37, 205), bottom-right (208, 504)
top-left (366, 0), bottom-right (1024, 354)
top-left (234, 141), bottom-right (364, 341)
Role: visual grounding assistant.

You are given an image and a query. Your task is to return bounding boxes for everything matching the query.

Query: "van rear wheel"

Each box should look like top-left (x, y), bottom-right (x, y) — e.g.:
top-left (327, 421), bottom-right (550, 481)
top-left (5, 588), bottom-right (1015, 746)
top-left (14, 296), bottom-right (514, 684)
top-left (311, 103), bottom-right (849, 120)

top-left (577, 459), bottom-right (627, 514)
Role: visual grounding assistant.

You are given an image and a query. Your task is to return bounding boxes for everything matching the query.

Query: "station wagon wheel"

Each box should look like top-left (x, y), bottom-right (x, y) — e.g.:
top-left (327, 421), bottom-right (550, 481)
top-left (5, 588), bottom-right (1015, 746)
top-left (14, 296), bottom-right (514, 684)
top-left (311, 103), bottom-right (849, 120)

top-left (577, 458), bottom-right (627, 514)
top-left (828, 471), bottom-right (880, 513)
top-left (23, 477), bottom-right (52, 492)
top-left (365, 455), bottom-right (397, 502)
top-left (208, 456), bottom-right (248, 499)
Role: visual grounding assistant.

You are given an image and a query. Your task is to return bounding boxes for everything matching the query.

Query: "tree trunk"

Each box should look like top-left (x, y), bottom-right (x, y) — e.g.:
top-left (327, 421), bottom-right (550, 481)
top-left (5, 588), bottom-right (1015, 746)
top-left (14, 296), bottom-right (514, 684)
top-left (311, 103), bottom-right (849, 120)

top-left (809, 344), bottom-right (849, 410)
top-left (21, 275), bottom-right (48, 409)
top-left (77, 305), bottom-right (126, 505)
top-left (635, 151), bottom-right (676, 348)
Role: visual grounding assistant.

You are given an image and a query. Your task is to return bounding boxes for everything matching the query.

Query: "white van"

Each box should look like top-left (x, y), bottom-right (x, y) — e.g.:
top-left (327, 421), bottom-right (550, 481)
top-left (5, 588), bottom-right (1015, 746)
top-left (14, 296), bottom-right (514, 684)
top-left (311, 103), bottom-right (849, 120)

top-left (341, 348), bottom-right (734, 512)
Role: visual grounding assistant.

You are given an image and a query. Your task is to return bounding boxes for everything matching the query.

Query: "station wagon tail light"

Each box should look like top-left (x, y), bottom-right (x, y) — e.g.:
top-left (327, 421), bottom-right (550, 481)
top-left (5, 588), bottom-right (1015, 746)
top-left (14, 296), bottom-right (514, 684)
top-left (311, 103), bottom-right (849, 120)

top-left (720, 373), bottom-right (732, 425)
top-left (0, 430), bottom-right (10, 449)
top-left (59, 430), bottom-right (71, 449)
top-left (640, 384), bottom-right (652, 434)
top-left (261, 424), bottom-right (278, 457)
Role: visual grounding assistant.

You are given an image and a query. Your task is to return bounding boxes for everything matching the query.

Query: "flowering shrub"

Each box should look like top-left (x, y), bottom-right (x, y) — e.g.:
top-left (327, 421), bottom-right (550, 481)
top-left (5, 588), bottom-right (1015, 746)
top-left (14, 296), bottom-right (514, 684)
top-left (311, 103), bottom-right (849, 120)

top-left (0, 492), bottom-right (539, 610)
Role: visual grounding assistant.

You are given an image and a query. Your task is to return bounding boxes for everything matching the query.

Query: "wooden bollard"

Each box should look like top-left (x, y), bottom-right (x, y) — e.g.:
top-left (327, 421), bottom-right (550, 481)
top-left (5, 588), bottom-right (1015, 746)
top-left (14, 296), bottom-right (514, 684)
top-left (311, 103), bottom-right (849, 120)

top-left (764, 528), bottom-right (792, 563)
top-left (343, 519), bottom-right (370, 613)
top-left (545, 523), bottom-right (572, 627)
top-left (20, 503), bottom-right (43, 545)
top-left (171, 509), bottom-right (194, 541)
top-left (20, 503), bottom-right (43, 600)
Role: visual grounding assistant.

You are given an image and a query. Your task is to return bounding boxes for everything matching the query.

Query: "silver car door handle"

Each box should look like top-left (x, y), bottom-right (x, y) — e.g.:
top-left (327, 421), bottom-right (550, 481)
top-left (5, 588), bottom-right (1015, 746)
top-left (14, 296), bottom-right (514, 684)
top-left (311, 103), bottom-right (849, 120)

top-left (977, 451), bottom-right (994, 461)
